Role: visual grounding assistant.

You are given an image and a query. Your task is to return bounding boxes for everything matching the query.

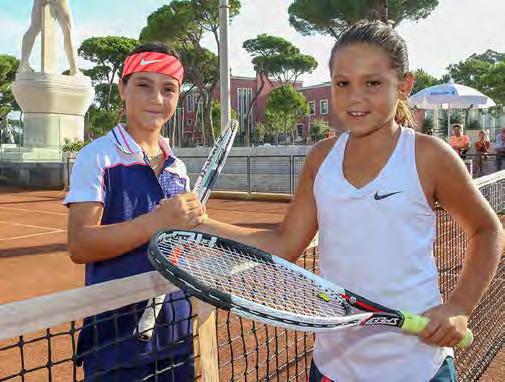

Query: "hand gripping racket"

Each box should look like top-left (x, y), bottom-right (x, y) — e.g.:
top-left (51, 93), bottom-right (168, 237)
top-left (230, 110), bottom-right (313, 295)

top-left (146, 229), bottom-right (474, 348)
top-left (135, 120), bottom-right (239, 340)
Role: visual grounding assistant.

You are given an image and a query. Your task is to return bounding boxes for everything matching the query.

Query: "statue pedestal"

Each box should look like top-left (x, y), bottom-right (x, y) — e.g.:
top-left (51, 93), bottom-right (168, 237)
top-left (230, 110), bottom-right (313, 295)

top-left (5, 72), bottom-right (94, 188)
top-left (12, 72), bottom-right (94, 148)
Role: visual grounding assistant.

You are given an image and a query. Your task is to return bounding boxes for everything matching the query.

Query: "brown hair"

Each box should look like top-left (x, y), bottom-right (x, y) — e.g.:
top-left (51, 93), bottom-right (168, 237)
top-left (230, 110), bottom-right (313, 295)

top-left (329, 20), bottom-right (415, 127)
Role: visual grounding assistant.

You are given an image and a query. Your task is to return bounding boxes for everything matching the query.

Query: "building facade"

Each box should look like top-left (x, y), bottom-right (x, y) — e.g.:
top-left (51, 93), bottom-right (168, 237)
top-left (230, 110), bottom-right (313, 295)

top-left (173, 75), bottom-right (337, 145)
top-left (298, 82), bottom-right (340, 141)
top-left (161, 77), bottom-right (502, 147)
top-left (170, 76), bottom-right (436, 146)
top-left (170, 75), bottom-right (303, 145)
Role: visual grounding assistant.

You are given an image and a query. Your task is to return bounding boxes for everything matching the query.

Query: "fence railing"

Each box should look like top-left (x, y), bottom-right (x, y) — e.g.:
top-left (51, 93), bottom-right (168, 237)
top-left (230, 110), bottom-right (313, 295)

top-left (178, 155), bottom-right (480, 196)
top-left (166, 155), bottom-right (307, 195)
top-left (62, 153), bottom-right (496, 194)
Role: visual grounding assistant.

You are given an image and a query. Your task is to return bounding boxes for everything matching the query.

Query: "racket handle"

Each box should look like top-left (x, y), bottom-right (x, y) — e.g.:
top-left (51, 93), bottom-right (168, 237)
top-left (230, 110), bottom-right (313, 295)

top-left (135, 295), bottom-right (165, 341)
top-left (400, 311), bottom-right (473, 348)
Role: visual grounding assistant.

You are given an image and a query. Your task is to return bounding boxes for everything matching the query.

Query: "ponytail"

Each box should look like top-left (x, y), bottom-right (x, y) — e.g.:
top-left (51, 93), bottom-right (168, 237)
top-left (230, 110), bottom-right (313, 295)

top-left (396, 98), bottom-right (416, 128)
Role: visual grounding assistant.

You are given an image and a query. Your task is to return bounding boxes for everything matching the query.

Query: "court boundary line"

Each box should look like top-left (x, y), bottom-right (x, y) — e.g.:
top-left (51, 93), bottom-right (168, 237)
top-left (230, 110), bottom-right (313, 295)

top-left (0, 206), bottom-right (67, 216)
top-left (0, 221), bottom-right (64, 231)
top-left (0, 230), bottom-right (65, 242)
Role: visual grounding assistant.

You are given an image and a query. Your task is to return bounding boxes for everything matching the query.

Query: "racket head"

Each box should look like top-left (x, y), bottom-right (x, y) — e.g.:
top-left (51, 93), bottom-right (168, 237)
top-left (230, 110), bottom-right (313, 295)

top-left (193, 120), bottom-right (238, 204)
top-left (147, 230), bottom-right (474, 346)
top-left (148, 229), bottom-right (359, 331)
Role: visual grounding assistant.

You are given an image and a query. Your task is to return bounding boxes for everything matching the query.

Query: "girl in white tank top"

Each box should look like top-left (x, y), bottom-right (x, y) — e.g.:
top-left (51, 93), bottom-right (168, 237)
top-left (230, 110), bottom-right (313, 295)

top-left (312, 126), bottom-right (451, 381)
top-left (201, 21), bottom-right (503, 382)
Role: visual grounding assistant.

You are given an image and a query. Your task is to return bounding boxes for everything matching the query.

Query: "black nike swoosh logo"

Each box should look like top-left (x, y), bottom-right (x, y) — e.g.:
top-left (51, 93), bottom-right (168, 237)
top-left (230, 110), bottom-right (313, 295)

top-left (374, 191), bottom-right (402, 200)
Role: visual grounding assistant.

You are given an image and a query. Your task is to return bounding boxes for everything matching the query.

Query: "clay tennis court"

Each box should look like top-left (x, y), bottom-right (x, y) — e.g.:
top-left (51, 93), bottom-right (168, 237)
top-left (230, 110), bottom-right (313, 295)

top-left (0, 187), bottom-right (289, 304)
top-left (0, 186), bottom-right (503, 381)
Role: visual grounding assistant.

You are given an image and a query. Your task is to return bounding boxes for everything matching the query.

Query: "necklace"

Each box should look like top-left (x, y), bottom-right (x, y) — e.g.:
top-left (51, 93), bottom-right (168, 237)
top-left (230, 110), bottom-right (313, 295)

top-left (145, 150), bottom-right (164, 171)
top-left (147, 151), bottom-right (163, 161)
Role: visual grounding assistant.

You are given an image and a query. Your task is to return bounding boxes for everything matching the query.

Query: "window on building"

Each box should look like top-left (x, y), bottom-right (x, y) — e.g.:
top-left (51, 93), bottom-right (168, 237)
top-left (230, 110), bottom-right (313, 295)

top-left (187, 119), bottom-right (193, 126)
top-left (296, 124), bottom-right (304, 139)
top-left (165, 107), bottom-right (184, 146)
top-left (308, 101), bottom-right (316, 115)
top-left (320, 99), bottom-right (328, 115)
top-left (186, 93), bottom-right (196, 113)
top-left (237, 87), bottom-right (254, 136)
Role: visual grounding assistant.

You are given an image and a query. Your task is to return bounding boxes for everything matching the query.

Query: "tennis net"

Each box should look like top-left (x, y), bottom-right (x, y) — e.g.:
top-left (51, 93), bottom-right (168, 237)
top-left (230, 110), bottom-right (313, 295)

top-left (0, 172), bottom-right (504, 381)
top-left (436, 170), bottom-right (505, 381)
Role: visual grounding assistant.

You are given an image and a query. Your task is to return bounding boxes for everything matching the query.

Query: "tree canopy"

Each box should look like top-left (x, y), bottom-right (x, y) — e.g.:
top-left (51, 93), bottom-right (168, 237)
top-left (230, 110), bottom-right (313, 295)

top-left (78, 36), bottom-right (138, 110)
top-left (447, 59), bottom-right (492, 91)
top-left (265, 84), bottom-right (309, 144)
top-left (140, 0), bottom-right (242, 145)
top-left (483, 62), bottom-right (505, 106)
top-left (268, 53), bottom-right (317, 85)
top-left (411, 68), bottom-right (440, 95)
top-left (140, 0), bottom-right (240, 49)
top-left (242, 34), bottom-right (316, 144)
top-left (469, 49), bottom-right (505, 65)
top-left (447, 51), bottom-right (505, 105)
top-left (288, 0), bottom-right (440, 38)
top-left (243, 34), bottom-right (299, 75)
top-left (193, 0), bottom-right (241, 50)
top-left (0, 54), bottom-right (19, 120)
top-left (310, 119), bottom-right (331, 142)
top-left (211, 101), bottom-right (238, 138)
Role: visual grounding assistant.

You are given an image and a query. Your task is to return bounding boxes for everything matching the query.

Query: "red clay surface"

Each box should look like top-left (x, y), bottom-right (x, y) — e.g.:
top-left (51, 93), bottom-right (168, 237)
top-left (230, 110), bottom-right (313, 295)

top-left (0, 187), bottom-right (503, 381)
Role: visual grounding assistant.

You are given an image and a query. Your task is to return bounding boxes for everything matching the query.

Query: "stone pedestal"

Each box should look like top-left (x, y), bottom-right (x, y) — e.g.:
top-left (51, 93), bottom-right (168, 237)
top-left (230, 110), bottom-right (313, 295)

top-left (11, 72), bottom-right (94, 148)
top-left (4, 2), bottom-right (95, 188)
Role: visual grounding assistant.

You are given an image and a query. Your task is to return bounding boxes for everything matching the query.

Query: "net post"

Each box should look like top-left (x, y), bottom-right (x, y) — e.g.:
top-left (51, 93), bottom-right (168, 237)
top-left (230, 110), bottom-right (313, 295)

top-left (247, 155), bottom-right (251, 195)
top-left (289, 155), bottom-right (294, 194)
top-left (192, 298), bottom-right (220, 381)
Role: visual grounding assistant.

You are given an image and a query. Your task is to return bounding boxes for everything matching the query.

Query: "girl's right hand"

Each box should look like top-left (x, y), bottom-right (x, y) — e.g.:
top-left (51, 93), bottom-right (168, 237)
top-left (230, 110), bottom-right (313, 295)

top-left (153, 192), bottom-right (205, 229)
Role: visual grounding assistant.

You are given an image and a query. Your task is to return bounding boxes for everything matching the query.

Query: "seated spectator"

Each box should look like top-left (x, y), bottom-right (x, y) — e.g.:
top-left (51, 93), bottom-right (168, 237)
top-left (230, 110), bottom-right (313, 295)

top-left (449, 124), bottom-right (471, 159)
top-left (494, 127), bottom-right (505, 171)
top-left (474, 130), bottom-right (490, 177)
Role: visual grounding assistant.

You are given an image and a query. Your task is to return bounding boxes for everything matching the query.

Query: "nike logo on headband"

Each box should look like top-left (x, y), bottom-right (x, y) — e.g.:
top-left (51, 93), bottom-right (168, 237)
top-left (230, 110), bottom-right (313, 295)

top-left (140, 58), bottom-right (165, 65)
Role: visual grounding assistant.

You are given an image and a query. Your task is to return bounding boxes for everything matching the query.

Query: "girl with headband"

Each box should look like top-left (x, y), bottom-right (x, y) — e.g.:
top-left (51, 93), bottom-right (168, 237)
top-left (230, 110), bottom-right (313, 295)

top-left (64, 42), bottom-right (205, 381)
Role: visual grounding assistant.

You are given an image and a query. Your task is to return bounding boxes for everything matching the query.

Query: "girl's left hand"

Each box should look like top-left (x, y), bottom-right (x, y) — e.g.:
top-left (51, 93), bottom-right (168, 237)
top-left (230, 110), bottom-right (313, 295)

top-left (419, 303), bottom-right (469, 347)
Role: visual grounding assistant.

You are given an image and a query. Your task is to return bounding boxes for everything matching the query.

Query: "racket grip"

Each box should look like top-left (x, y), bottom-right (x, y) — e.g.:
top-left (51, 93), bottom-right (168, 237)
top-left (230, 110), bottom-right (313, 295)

top-left (135, 295), bottom-right (165, 341)
top-left (400, 311), bottom-right (473, 348)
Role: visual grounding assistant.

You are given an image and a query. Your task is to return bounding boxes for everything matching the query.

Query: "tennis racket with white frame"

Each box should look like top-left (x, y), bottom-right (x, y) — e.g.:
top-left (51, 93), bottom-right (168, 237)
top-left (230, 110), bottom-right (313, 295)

top-left (193, 119), bottom-right (239, 204)
top-left (146, 229), bottom-right (473, 348)
top-left (135, 120), bottom-right (239, 340)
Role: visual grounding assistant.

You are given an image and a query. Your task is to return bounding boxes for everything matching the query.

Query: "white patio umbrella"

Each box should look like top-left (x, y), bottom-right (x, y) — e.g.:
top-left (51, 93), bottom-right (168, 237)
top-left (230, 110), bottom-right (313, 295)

top-left (409, 82), bottom-right (496, 137)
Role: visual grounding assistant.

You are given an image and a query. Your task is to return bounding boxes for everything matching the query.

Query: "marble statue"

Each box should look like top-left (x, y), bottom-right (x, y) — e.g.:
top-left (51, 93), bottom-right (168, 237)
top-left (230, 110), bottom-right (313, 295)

top-left (18, 0), bottom-right (80, 75)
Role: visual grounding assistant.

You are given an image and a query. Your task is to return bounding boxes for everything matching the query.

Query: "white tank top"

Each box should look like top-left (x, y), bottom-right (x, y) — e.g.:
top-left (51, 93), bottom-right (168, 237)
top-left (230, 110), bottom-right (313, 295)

top-left (313, 127), bottom-right (452, 382)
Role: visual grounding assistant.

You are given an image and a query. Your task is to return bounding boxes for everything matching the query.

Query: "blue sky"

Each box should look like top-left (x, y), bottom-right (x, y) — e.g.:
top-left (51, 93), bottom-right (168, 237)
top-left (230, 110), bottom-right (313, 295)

top-left (0, 0), bottom-right (504, 86)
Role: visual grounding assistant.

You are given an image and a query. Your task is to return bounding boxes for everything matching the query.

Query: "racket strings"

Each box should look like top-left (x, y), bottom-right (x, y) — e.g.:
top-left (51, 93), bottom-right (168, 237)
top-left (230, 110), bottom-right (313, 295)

top-left (193, 127), bottom-right (233, 196)
top-left (158, 238), bottom-right (348, 319)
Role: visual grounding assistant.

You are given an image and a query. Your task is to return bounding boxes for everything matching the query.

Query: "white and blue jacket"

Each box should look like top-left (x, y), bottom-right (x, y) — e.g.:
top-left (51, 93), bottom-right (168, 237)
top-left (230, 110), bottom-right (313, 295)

top-left (64, 124), bottom-right (193, 370)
